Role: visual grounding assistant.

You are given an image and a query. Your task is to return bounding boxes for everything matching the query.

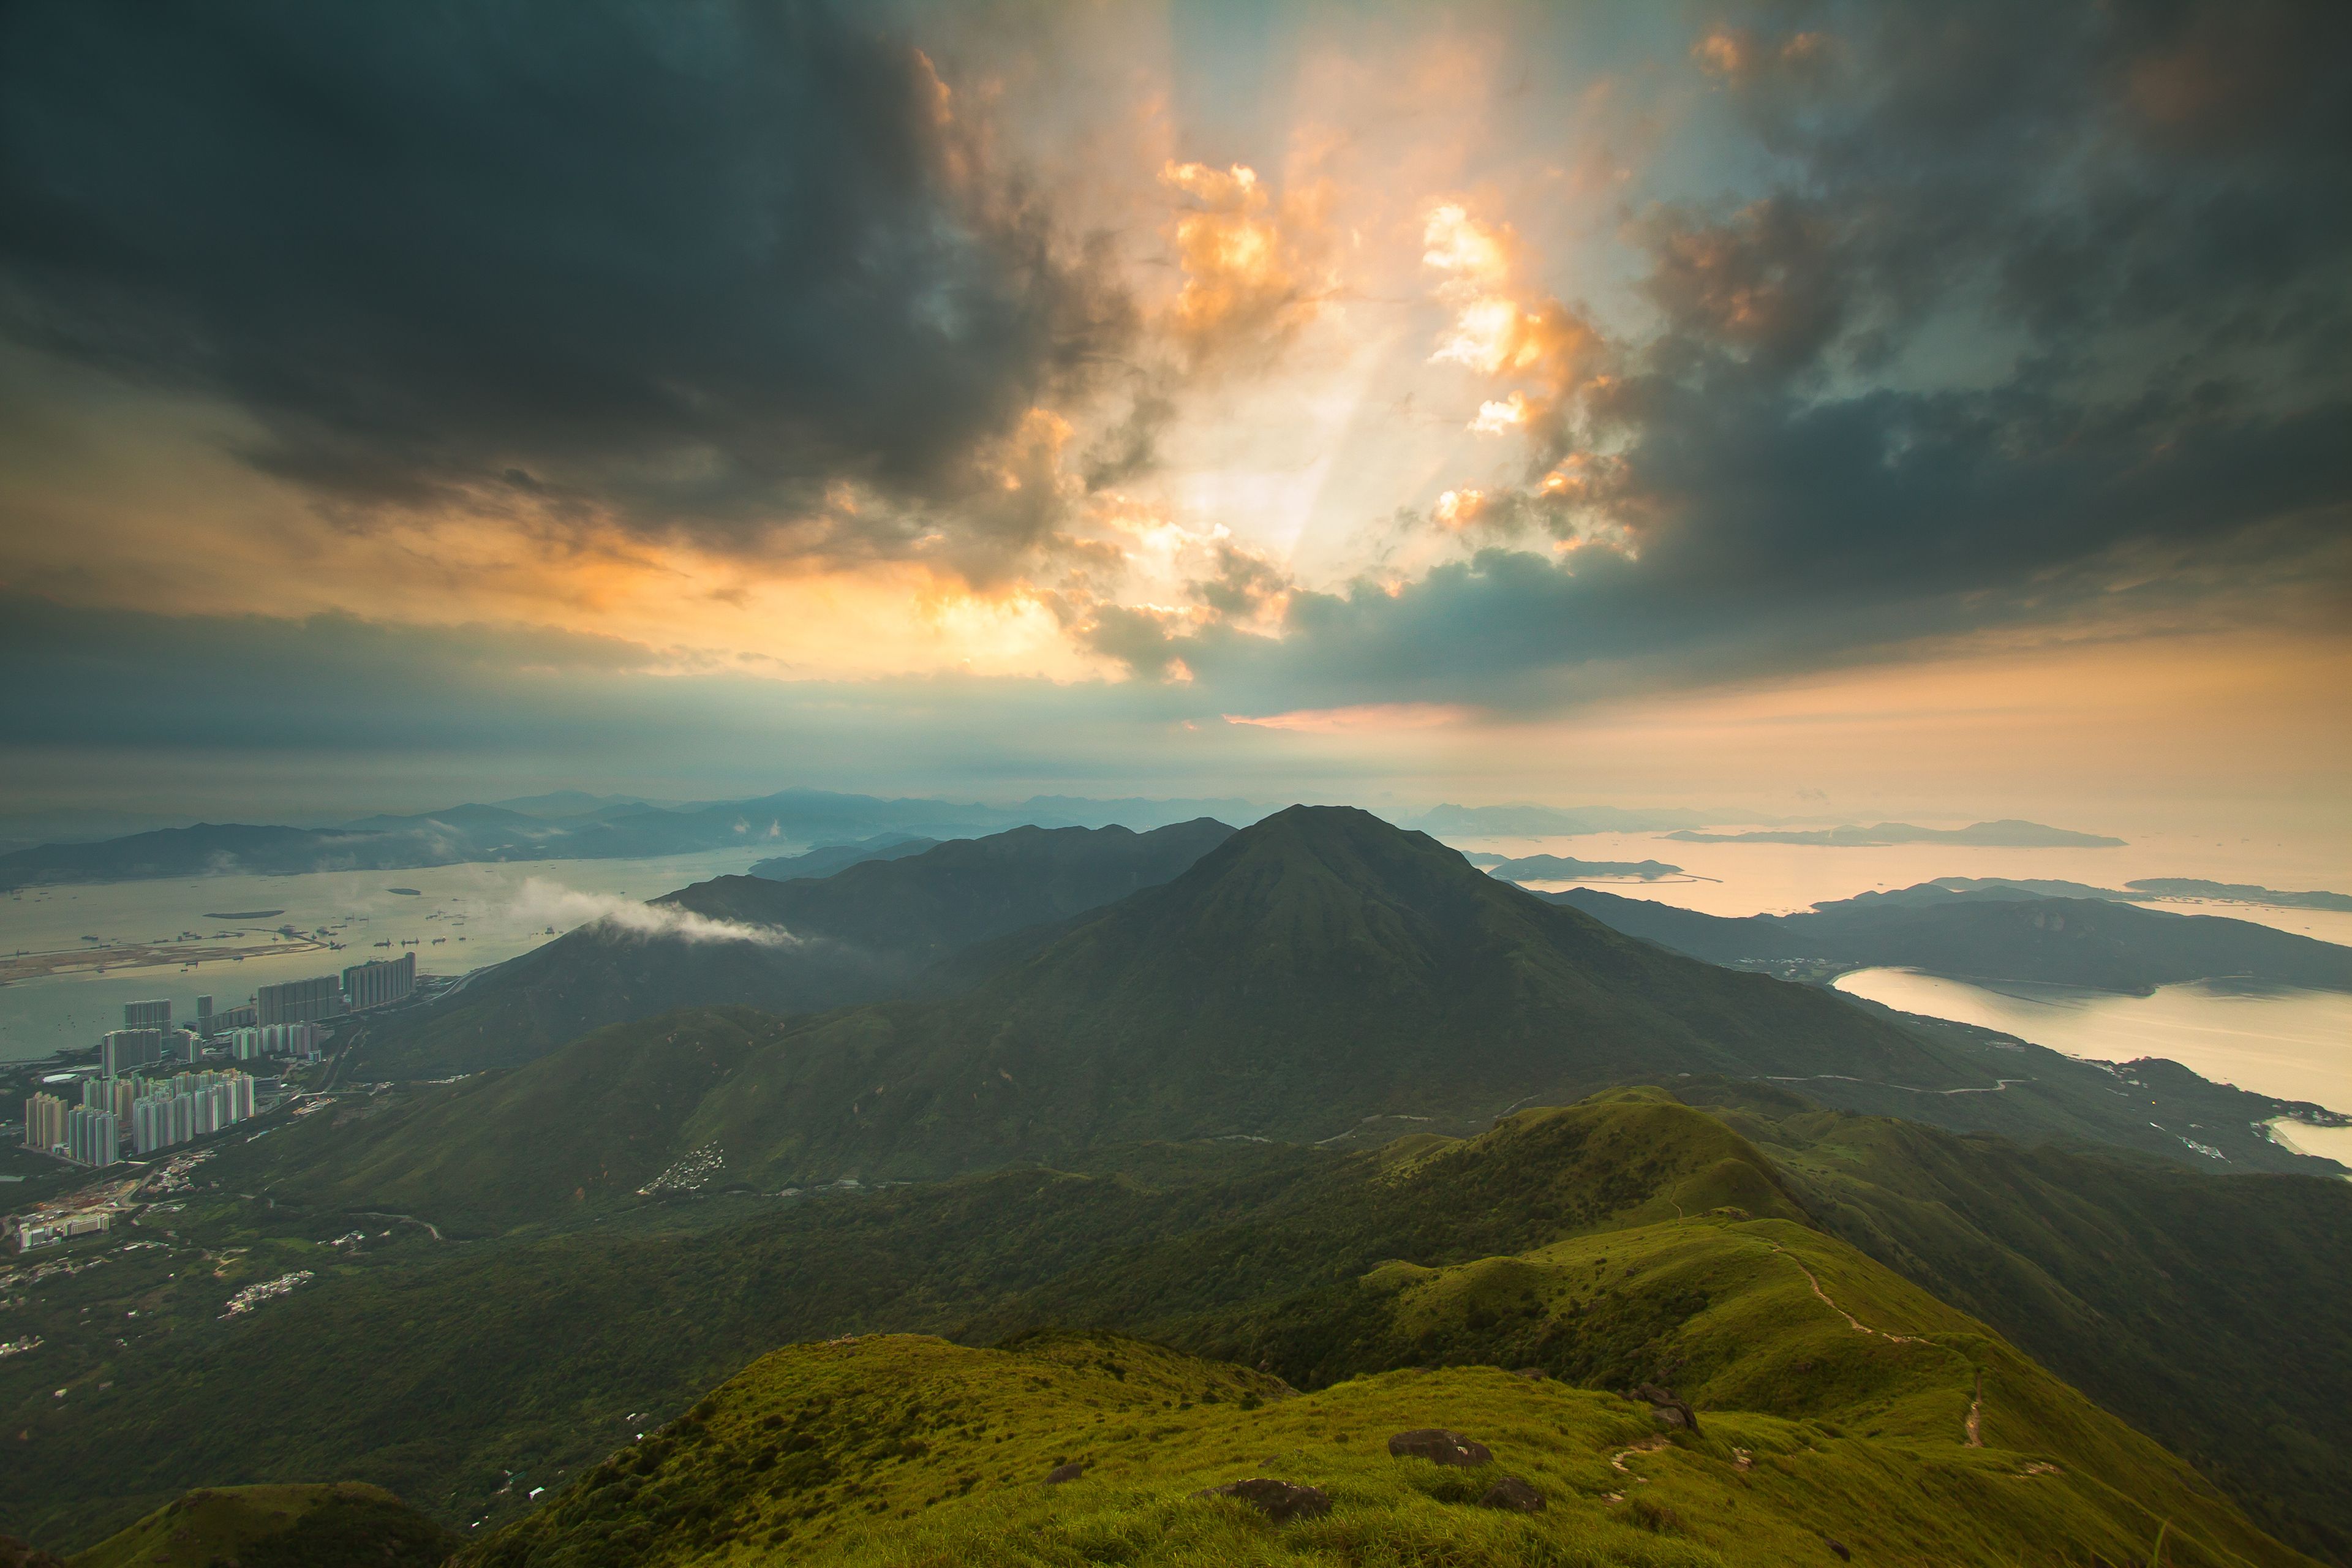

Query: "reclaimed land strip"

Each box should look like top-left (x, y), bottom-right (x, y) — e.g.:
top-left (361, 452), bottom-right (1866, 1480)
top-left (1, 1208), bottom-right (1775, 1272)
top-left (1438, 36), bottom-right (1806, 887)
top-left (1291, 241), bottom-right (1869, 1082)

top-left (0, 937), bottom-right (332, 983)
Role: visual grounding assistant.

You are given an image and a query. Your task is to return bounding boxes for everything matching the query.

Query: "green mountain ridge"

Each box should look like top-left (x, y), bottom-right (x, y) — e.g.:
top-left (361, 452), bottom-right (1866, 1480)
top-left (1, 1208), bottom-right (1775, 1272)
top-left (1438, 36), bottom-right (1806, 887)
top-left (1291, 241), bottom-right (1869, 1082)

top-left (284, 807), bottom-right (2018, 1216)
top-left (348, 819), bottom-right (1234, 1079)
top-left (458, 1104), bottom-right (2301, 1567)
top-left (13, 1094), bottom-right (2350, 1559)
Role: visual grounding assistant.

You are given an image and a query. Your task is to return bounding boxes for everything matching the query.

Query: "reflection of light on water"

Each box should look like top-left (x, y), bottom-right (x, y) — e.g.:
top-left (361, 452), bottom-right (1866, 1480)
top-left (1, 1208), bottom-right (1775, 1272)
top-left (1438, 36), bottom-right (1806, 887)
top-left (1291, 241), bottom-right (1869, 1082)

top-left (1833, 967), bottom-right (2352, 1114)
top-left (0, 846), bottom-right (789, 1063)
top-left (2264, 1118), bottom-right (2352, 1172)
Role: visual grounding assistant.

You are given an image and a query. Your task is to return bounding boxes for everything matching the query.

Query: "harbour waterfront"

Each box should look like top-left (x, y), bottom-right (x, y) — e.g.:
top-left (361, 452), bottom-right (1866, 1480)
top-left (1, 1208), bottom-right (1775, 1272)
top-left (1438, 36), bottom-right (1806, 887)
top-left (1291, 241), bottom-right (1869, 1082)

top-left (0, 848), bottom-right (770, 1064)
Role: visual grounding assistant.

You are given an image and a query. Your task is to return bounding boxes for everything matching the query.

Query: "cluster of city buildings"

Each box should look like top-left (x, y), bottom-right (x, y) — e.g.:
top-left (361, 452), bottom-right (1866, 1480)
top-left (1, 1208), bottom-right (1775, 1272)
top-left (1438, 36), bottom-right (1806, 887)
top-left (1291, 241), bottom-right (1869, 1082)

top-left (23, 1068), bottom-right (259, 1167)
top-left (13, 952), bottom-right (419, 1174)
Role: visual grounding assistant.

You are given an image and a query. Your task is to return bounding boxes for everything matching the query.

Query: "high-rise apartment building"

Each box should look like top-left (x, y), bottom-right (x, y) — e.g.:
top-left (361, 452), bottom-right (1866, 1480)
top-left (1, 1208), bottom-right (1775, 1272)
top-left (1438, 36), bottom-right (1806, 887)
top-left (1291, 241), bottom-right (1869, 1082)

top-left (21, 1093), bottom-right (68, 1155)
top-left (65, 1106), bottom-right (119, 1167)
top-left (195, 995), bottom-right (215, 1035)
top-left (124, 998), bottom-right (172, 1031)
top-left (232, 1022), bottom-right (320, 1061)
top-left (256, 974), bottom-right (349, 1026)
top-left (341, 951), bottom-right (417, 1011)
top-left (100, 1028), bottom-right (164, 1077)
top-left (130, 1069), bottom-right (259, 1155)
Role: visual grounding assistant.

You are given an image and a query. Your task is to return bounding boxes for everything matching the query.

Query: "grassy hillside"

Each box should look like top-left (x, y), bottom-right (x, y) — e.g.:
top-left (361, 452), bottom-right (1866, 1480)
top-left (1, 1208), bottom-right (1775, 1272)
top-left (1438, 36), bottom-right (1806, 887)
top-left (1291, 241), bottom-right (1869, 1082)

top-left (461, 1292), bottom-right (2296, 1568)
top-left (67, 1483), bottom-right (456, 1568)
top-left (1684, 1082), bottom-right (2352, 1561)
top-left (20, 1093), bottom-right (2346, 1559)
top-left (1550, 884), bottom-right (2352, 993)
top-left (350, 818), bottom-right (1234, 1079)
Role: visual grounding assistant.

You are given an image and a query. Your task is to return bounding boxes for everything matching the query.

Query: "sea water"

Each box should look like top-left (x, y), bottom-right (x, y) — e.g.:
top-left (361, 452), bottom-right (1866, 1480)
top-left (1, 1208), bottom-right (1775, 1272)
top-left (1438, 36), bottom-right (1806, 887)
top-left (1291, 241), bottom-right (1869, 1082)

top-left (0, 848), bottom-right (776, 1064)
top-left (1832, 967), bottom-right (2352, 1124)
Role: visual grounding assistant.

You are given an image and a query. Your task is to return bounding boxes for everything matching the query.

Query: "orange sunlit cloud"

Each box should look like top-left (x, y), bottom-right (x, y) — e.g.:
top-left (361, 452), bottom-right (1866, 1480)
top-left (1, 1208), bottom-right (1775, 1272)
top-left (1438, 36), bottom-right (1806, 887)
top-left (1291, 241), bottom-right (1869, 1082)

top-left (1161, 160), bottom-right (1336, 364)
top-left (1421, 202), bottom-right (1606, 431)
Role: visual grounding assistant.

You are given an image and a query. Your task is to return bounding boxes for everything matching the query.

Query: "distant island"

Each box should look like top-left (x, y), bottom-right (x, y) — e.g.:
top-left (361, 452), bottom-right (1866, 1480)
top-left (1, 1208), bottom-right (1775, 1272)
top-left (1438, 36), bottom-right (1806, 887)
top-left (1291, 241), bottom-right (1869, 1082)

top-left (2126, 878), bottom-right (2352, 913)
top-left (1466, 853), bottom-right (1690, 882)
top-left (202, 908), bottom-right (285, 919)
top-left (385, 888), bottom-right (422, 895)
top-left (1664, 818), bottom-right (2126, 848)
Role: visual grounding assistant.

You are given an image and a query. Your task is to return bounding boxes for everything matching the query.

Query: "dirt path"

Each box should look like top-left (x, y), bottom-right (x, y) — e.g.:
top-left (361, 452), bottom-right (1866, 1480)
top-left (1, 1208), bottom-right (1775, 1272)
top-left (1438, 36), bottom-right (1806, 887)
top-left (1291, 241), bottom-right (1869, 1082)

top-left (1770, 1243), bottom-right (1928, 1345)
top-left (350, 1210), bottom-right (451, 1242)
top-left (1767, 1239), bottom-right (1991, 1446)
top-left (1608, 1436), bottom-right (1668, 1477)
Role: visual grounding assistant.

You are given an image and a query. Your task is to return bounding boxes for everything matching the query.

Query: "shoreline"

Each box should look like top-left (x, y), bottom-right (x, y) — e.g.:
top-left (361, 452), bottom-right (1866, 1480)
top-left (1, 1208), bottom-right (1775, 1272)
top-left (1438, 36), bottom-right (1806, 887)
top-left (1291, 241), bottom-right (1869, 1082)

top-left (2263, 1116), bottom-right (2352, 1176)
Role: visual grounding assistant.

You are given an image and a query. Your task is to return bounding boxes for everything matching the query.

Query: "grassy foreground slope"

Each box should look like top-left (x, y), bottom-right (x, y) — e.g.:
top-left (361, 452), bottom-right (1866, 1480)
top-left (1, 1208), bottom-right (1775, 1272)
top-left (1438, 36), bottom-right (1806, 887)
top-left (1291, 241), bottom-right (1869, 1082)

top-left (14, 1095), bottom-right (2346, 1559)
top-left (68, 1483), bottom-right (457, 1568)
top-left (466, 1257), bottom-right (2292, 1568)
top-left (1691, 1083), bottom-right (2352, 1562)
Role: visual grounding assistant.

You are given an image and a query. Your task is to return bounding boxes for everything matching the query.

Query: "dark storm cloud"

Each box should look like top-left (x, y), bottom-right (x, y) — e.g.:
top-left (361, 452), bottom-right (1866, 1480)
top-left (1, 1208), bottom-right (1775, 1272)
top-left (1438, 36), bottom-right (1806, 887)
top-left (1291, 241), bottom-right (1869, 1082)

top-left (1144, 0), bottom-right (2352, 707)
top-left (0, 0), bottom-right (1131, 559)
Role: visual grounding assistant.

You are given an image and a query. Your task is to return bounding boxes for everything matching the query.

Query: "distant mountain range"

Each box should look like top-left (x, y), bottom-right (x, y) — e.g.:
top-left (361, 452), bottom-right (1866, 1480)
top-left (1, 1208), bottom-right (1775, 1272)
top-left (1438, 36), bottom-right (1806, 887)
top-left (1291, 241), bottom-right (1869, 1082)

top-left (745, 832), bottom-right (938, 881)
top-left (0, 790), bottom-right (1272, 889)
top-left (1664, 818), bottom-right (2127, 847)
top-left (1466, 852), bottom-right (1686, 881)
top-left (1407, 802), bottom-right (1725, 835)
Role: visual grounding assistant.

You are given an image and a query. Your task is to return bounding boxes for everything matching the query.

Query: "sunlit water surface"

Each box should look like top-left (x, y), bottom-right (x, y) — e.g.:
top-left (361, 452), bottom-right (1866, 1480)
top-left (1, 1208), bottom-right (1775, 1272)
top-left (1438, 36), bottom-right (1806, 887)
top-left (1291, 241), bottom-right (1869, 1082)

top-left (0, 848), bottom-right (773, 1064)
top-left (1833, 967), bottom-right (2352, 1120)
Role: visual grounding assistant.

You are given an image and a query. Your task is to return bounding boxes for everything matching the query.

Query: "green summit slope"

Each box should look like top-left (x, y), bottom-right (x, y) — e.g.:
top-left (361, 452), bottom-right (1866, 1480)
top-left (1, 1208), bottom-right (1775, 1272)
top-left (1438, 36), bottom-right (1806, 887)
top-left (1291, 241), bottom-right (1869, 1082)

top-left (66, 1483), bottom-right (457, 1568)
top-left (462, 1255), bottom-right (2297, 1568)
top-left (575, 807), bottom-right (1992, 1186)
top-left (349, 818), bottom-right (1233, 1079)
top-left (224, 809), bottom-right (2330, 1240)
top-left (226, 807), bottom-right (1997, 1222)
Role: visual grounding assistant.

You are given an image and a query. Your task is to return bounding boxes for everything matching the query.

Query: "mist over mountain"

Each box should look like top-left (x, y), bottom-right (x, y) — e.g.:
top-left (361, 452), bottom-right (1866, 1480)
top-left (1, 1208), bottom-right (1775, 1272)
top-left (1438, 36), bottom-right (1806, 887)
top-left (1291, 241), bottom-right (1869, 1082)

top-left (347, 820), bottom-right (1236, 1079)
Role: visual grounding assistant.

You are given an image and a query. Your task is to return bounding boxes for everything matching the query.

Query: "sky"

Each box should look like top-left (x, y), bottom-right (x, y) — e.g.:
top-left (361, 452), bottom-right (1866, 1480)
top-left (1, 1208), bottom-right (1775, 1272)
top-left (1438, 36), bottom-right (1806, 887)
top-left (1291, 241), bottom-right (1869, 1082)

top-left (0, 0), bottom-right (2346, 835)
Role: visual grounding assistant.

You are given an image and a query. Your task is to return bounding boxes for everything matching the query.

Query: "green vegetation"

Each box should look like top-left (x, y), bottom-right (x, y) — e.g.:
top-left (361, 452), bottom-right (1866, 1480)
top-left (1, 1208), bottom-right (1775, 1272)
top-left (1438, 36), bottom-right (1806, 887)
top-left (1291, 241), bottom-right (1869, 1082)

top-left (1686, 1081), bottom-right (2352, 1562)
top-left (10, 1092), bottom-right (2346, 1561)
top-left (463, 1310), bottom-right (2289, 1568)
top-left (351, 818), bottom-right (1232, 1079)
top-left (67, 1483), bottom-right (457, 1568)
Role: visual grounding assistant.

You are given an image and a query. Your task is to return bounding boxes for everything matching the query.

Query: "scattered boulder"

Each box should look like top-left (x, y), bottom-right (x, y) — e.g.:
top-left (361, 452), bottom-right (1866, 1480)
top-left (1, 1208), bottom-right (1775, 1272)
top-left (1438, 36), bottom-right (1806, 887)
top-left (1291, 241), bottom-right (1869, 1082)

top-left (1635, 1383), bottom-right (1700, 1434)
top-left (1825, 1538), bottom-right (1852, 1561)
top-left (1194, 1478), bottom-right (1332, 1523)
top-left (1479, 1476), bottom-right (1546, 1512)
top-left (1044, 1461), bottom-right (1086, 1484)
top-left (1512, 1367), bottom-right (1548, 1381)
top-left (0, 1537), bottom-right (65, 1568)
top-left (1388, 1428), bottom-right (1493, 1466)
